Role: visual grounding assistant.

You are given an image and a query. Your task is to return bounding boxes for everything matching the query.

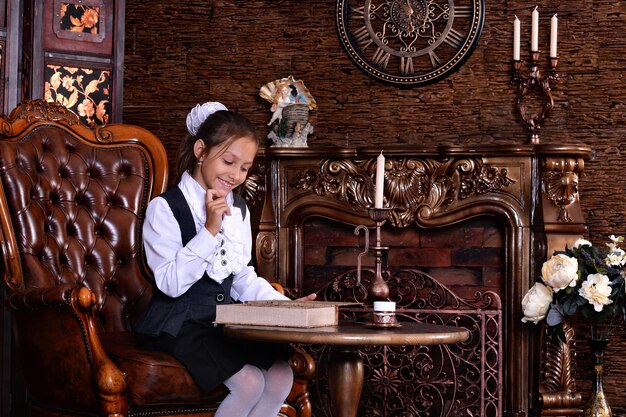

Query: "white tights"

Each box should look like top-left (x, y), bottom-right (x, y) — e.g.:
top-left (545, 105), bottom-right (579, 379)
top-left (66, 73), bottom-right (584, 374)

top-left (215, 361), bottom-right (293, 417)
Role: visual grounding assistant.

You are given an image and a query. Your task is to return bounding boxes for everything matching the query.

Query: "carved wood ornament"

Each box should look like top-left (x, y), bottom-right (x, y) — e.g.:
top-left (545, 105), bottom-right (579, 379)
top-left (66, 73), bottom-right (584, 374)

top-left (291, 157), bottom-right (516, 228)
top-left (542, 156), bottom-right (585, 223)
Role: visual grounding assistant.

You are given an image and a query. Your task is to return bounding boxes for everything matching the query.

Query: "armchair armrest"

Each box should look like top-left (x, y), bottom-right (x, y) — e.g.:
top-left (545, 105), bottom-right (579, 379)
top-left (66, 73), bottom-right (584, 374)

top-left (6, 283), bottom-right (77, 310)
top-left (8, 285), bottom-right (128, 417)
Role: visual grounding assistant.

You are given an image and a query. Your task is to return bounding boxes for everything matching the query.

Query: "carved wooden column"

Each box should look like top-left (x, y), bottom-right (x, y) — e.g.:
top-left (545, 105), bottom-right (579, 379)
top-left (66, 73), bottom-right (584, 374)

top-left (535, 146), bottom-right (591, 417)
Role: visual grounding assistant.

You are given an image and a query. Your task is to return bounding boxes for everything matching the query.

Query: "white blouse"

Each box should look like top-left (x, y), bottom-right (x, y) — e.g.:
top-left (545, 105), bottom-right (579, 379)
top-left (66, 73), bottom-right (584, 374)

top-left (142, 171), bottom-right (288, 302)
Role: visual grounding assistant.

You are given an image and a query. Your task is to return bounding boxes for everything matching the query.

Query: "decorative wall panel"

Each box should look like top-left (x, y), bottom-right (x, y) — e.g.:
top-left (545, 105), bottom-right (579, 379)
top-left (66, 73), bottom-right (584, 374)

top-left (44, 64), bottom-right (111, 126)
top-left (54, 0), bottom-right (104, 42)
top-left (44, 0), bottom-right (112, 55)
top-left (27, 0), bottom-right (123, 122)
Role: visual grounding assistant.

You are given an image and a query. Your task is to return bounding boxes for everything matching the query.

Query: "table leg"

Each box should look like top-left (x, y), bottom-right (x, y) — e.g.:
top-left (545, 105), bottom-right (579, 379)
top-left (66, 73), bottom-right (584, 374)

top-left (327, 346), bottom-right (364, 417)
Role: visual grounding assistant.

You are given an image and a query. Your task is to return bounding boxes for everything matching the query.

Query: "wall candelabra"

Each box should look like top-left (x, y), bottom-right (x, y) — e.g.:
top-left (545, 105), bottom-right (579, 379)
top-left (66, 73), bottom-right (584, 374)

top-left (512, 51), bottom-right (559, 144)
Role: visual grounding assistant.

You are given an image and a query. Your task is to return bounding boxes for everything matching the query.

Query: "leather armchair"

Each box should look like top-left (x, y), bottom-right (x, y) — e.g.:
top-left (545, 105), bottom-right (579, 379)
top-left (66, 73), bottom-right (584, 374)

top-left (0, 100), bottom-right (314, 417)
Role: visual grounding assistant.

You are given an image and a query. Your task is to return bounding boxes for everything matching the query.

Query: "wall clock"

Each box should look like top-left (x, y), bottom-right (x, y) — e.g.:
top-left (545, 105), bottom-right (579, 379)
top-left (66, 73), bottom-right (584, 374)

top-left (336, 0), bottom-right (486, 86)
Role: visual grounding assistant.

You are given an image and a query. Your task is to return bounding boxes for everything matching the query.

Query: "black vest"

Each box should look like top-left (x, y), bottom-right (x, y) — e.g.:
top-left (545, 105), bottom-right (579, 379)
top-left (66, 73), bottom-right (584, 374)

top-left (135, 187), bottom-right (247, 337)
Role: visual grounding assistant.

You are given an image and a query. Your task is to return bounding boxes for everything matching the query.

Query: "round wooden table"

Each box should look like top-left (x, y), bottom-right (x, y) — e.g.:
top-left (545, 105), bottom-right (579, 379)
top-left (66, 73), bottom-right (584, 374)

top-left (224, 321), bottom-right (470, 417)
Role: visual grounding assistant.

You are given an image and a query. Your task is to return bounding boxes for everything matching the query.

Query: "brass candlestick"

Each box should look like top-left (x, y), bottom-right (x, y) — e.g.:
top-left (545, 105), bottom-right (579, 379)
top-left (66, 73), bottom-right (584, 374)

top-left (354, 207), bottom-right (391, 301)
top-left (512, 51), bottom-right (559, 144)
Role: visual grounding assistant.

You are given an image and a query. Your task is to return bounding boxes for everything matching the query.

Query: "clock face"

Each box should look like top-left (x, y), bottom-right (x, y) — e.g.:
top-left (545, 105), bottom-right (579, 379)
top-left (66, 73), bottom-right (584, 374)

top-left (336, 0), bottom-right (485, 86)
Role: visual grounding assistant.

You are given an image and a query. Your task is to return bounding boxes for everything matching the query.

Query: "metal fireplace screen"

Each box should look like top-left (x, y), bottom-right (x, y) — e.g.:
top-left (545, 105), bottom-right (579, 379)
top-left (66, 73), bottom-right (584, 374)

top-left (298, 217), bottom-right (503, 417)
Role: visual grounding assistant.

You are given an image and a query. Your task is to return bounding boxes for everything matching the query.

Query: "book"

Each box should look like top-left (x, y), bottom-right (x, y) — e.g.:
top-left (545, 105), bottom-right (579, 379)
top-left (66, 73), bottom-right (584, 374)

top-left (215, 300), bottom-right (357, 328)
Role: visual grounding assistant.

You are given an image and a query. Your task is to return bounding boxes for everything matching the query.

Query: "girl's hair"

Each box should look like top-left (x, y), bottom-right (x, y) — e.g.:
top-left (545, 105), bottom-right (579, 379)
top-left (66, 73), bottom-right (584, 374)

top-left (176, 110), bottom-right (259, 181)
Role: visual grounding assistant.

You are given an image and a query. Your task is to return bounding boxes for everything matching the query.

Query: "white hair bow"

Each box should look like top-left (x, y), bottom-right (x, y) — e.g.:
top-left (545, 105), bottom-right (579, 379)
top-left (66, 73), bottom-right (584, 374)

top-left (186, 102), bottom-right (228, 136)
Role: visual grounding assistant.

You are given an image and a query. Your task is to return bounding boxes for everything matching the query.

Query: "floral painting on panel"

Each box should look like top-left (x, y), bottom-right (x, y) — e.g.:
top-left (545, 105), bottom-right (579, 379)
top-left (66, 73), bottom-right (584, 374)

top-left (59, 3), bottom-right (100, 34)
top-left (45, 65), bottom-right (110, 127)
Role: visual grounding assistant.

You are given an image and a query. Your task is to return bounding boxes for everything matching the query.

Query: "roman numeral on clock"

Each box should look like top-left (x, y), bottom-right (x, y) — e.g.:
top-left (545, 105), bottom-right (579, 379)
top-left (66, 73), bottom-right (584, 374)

top-left (401, 57), bottom-right (414, 75)
top-left (353, 25), bottom-right (373, 50)
top-left (443, 28), bottom-right (465, 50)
top-left (454, 5), bottom-right (473, 19)
top-left (350, 5), bottom-right (366, 18)
top-left (372, 47), bottom-right (391, 69)
top-left (429, 50), bottom-right (442, 68)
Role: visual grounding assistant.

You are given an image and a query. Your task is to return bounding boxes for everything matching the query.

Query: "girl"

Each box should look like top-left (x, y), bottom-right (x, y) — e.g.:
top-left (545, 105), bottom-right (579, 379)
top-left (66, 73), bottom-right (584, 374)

top-left (135, 101), bottom-right (315, 417)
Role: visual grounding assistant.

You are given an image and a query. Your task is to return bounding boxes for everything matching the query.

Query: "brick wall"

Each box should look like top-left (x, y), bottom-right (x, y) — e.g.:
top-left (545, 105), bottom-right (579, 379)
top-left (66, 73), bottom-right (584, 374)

top-left (302, 216), bottom-right (503, 306)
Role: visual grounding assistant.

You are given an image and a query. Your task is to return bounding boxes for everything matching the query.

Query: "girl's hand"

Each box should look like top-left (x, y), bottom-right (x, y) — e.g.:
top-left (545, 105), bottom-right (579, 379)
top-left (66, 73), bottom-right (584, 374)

top-left (204, 189), bottom-right (231, 236)
top-left (295, 293), bottom-right (317, 302)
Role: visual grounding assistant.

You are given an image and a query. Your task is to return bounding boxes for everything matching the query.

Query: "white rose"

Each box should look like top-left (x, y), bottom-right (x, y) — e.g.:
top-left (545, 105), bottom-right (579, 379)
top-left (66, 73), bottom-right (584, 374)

top-left (521, 282), bottom-right (553, 324)
top-left (579, 273), bottom-right (613, 312)
top-left (541, 254), bottom-right (579, 292)
top-left (572, 239), bottom-right (592, 248)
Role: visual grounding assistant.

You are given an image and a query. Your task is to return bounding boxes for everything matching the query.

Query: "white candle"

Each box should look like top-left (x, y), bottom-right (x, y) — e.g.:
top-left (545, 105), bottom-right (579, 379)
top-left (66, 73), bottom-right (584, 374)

top-left (531, 6), bottom-right (539, 52)
top-left (372, 300), bottom-right (397, 325)
top-left (550, 13), bottom-right (558, 57)
top-left (373, 301), bottom-right (396, 312)
top-left (374, 152), bottom-right (385, 208)
top-left (513, 16), bottom-right (521, 60)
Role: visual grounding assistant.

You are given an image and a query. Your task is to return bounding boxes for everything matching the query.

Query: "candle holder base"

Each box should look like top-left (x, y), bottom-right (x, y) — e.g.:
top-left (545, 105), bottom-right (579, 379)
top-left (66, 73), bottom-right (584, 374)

top-left (354, 207), bottom-right (392, 302)
top-left (511, 52), bottom-right (559, 144)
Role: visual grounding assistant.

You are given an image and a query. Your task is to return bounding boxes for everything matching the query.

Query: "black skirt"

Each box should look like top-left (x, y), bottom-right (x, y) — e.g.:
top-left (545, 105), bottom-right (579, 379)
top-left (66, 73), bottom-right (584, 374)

top-left (136, 320), bottom-right (295, 393)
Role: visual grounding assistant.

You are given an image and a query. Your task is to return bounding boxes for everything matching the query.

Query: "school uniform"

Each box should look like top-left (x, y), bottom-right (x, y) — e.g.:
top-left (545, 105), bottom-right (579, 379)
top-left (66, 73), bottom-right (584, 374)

top-left (135, 171), bottom-right (292, 393)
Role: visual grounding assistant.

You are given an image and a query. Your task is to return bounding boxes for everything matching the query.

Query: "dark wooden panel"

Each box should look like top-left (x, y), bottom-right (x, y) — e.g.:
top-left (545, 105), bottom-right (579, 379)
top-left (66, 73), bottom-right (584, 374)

top-left (0, 0), bottom-right (5, 28)
top-left (43, 0), bottom-right (113, 56)
top-left (0, 42), bottom-right (4, 112)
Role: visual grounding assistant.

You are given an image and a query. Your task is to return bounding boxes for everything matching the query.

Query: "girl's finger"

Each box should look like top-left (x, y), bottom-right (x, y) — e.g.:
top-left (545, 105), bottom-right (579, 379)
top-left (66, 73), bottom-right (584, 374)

top-left (205, 189), bottom-right (216, 203)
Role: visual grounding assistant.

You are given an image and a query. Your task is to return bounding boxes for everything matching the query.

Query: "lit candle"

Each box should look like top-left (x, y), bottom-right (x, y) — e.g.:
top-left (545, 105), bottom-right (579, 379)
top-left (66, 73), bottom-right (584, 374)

top-left (531, 6), bottom-right (539, 52)
top-left (374, 152), bottom-right (385, 208)
top-left (550, 14), bottom-right (558, 57)
top-left (513, 16), bottom-right (521, 60)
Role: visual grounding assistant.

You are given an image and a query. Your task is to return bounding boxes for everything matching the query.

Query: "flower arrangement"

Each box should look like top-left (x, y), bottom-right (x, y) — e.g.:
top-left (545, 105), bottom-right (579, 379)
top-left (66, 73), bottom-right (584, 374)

top-left (522, 235), bottom-right (626, 340)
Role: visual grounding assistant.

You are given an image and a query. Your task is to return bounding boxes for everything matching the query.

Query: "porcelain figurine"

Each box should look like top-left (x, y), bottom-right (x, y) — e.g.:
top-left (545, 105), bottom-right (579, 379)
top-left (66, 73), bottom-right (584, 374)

top-left (259, 75), bottom-right (316, 147)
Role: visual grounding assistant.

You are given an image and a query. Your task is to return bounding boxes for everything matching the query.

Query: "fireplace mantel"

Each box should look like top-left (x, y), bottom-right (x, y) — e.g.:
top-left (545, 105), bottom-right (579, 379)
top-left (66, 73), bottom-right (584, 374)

top-left (244, 144), bottom-right (592, 417)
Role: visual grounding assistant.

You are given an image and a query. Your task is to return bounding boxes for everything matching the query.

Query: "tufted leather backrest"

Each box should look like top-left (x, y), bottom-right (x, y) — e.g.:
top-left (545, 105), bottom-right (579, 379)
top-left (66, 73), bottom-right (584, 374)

top-left (0, 100), bottom-right (168, 333)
